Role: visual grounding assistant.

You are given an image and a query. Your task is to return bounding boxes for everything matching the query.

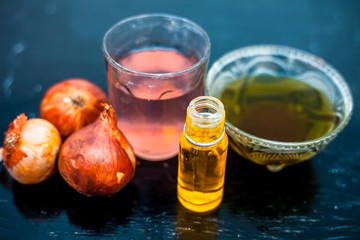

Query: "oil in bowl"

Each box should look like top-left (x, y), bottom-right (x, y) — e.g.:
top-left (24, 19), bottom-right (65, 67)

top-left (220, 75), bottom-right (338, 143)
top-left (206, 45), bottom-right (353, 171)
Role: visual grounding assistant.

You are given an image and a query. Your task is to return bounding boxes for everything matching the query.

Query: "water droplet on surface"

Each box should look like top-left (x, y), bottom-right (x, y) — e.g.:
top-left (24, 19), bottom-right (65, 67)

top-left (3, 75), bottom-right (14, 88)
top-left (12, 42), bottom-right (27, 55)
top-left (335, 179), bottom-right (347, 188)
top-left (40, 210), bottom-right (47, 215)
top-left (33, 83), bottom-right (42, 93)
top-left (329, 167), bottom-right (344, 174)
top-left (48, 232), bottom-right (58, 237)
top-left (2, 75), bottom-right (14, 98)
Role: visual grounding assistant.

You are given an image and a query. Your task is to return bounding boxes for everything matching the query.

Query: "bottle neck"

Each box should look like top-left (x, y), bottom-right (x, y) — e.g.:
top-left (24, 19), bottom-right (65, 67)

top-left (184, 96), bottom-right (226, 145)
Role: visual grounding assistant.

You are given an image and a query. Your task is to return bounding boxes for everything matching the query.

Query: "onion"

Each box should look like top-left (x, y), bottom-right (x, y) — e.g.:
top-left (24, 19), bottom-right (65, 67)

top-left (58, 104), bottom-right (136, 197)
top-left (40, 78), bottom-right (108, 139)
top-left (2, 114), bottom-right (62, 184)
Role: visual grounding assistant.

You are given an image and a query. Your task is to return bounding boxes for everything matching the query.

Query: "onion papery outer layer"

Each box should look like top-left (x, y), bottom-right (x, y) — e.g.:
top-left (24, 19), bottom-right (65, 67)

top-left (3, 114), bottom-right (28, 167)
top-left (40, 78), bottom-right (108, 139)
top-left (58, 104), bottom-right (136, 197)
top-left (2, 114), bottom-right (62, 185)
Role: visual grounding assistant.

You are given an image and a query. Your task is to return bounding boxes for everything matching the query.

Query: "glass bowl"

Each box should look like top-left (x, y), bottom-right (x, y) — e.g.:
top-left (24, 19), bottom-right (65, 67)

top-left (205, 45), bottom-right (353, 172)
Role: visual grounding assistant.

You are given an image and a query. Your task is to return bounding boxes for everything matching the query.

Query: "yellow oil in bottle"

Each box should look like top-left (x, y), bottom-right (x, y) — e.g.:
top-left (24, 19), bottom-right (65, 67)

top-left (177, 96), bottom-right (228, 213)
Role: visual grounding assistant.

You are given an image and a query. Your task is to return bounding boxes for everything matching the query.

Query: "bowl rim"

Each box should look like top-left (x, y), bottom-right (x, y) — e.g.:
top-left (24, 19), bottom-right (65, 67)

top-left (206, 44), bottom-right (354, 150)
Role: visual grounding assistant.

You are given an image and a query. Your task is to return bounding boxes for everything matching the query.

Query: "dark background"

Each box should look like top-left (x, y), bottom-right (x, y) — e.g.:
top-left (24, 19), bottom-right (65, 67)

top-left (1, 0), bottom-right (359, 239)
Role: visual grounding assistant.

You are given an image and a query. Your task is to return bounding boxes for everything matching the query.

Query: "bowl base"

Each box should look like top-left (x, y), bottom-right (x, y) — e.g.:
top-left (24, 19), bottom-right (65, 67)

top-left (266, 164), bottom-right (287, 172)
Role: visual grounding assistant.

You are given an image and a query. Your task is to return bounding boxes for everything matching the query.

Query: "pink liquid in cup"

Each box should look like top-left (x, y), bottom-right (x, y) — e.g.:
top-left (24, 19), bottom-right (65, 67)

top-left (108, 47), bottom-right (204, 160)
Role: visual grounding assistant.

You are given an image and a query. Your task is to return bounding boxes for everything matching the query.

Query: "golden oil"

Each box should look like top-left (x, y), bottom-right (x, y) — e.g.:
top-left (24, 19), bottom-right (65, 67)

top-left (177, 96), bottom-right (228, 213)
top-left (220, 75), bottom-right (338, 142)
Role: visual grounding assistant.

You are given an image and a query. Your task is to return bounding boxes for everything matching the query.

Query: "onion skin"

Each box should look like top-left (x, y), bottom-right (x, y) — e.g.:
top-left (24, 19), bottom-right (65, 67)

top-left (40, 78), bottom-right (108, 139)
top-left (58, 104), bottom-right (136, 197)
top-left (2, 114), bottom-right (62, 185)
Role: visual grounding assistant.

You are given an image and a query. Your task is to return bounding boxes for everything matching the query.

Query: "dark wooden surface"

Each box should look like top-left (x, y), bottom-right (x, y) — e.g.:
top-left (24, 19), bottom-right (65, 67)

top-left (1, 0), bottom-right (359, 239)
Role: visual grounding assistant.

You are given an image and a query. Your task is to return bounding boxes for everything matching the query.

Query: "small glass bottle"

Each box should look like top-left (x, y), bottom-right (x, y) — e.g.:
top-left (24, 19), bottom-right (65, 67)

top-left (177, 96), bottom-right (228, 213)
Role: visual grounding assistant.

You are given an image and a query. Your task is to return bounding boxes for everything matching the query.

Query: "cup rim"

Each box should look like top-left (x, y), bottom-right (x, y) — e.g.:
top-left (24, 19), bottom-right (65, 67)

top-left (102, 13), bottom-right (211, 78)
top-left (206, 44), bottom-right (354, 149)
